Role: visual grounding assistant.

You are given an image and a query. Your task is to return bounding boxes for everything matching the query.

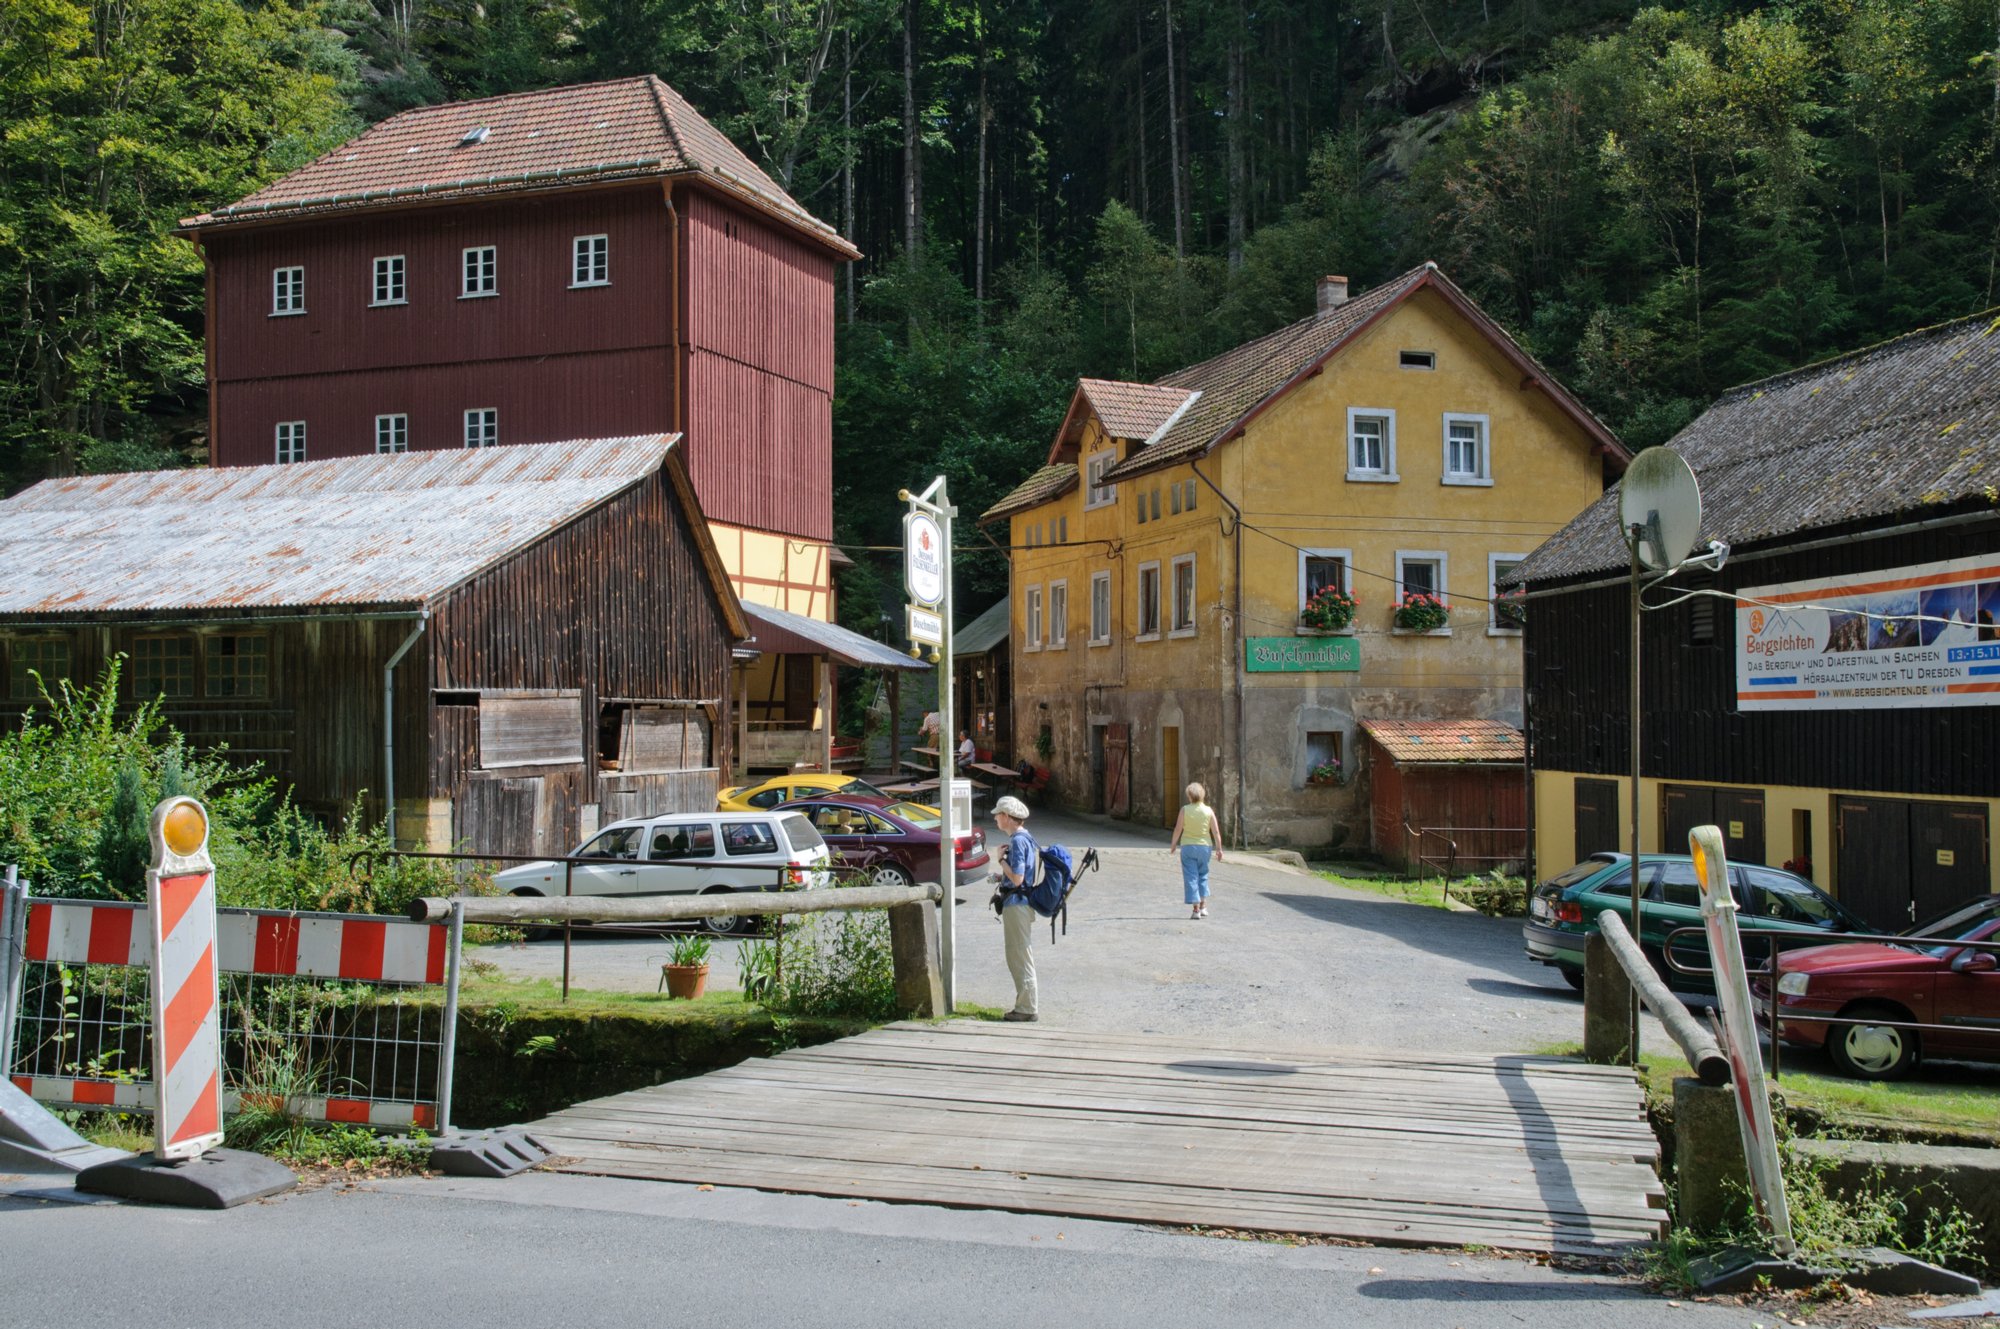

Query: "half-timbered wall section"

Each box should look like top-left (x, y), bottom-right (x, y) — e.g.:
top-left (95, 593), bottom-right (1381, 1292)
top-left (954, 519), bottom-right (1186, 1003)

top-left (428, 468), bottom-right (735, 856)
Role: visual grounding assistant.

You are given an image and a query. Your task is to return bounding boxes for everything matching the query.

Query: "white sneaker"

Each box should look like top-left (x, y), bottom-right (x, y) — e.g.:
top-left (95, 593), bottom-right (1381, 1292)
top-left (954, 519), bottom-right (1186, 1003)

top-left (1197, 906), bottom-right (1209, 918)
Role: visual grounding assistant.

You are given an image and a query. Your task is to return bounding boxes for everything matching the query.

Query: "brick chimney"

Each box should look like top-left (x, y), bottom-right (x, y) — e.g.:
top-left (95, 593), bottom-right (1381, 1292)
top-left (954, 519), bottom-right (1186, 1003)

top-left (1317, 275), bottom-right (1350, 317)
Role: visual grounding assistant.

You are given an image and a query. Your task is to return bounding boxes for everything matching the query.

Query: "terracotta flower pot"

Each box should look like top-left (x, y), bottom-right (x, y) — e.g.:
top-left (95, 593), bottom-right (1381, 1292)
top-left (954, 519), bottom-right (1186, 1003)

top-left (664, 963), bottom-right (710, 1000)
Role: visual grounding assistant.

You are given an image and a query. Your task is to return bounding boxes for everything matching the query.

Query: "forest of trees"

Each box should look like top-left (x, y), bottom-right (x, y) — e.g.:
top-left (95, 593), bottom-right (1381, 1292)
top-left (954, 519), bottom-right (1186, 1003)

top-left (3, 0), bottom-right (1997, 612)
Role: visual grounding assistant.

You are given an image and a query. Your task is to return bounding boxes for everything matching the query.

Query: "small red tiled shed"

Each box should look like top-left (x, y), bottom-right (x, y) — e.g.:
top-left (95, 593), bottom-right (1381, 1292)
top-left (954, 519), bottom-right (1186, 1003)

top-left (1360, 720), bottom-right (1527, 875)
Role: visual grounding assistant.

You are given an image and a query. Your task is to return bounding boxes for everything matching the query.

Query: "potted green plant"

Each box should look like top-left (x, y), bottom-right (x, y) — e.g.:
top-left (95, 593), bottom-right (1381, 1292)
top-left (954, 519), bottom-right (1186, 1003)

top-left (662, 932), bottom-right (712, 999)
top-left (1393, 591), bottom-right (1449, 633)
top-left (1307, 758), bottom-right (1345, 787)
top-left (1299, 585), bottom-right (1359, 632)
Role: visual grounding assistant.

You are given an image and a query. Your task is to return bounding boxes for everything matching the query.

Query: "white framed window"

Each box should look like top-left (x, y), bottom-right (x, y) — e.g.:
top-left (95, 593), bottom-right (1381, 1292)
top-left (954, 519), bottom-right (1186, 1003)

top-left (572, 234), bottom-right (609, 287)
top-left (1048, 580), bottom-right (1069, 649)
top-left (271, 266), bottom-right (305, 315)
top-left (1169, 555), bottom-right (1196, 637)
top-left (372, 256), bottom-right (406, 306)
top-left (464, 408), bottom-right (498, 448)
top-left (274, 421), bottom-right (306, 463)
top-left (1395, 549), bottom-right (1450, 634)
top-left (1442, 412), bottom-right (1492, 485)
top-left (1084, 450), bottom-right (1117, 508)
top-left (461, 246), bottom-right (497, 297)
top-left (1346, 407), bottom-right (1397, 481)
top-left (1089, 571), bottom-right (1111, 646)
top-left (1489, 553), bottom-right (1529, 636)
top-left (1298, 547), bottom-right (1352, 618)
top-left (1135, 562), bottom-right (1161, 640)
top-left (1024, 585), bottom-right (1044, 652)
top-left (374, 413), bottom-right (408, 454)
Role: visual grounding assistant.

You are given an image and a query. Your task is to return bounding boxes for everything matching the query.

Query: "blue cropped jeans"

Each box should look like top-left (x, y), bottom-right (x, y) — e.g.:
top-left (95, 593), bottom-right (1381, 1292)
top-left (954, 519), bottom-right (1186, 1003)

top-left (1179, 845), bottom-right (1213, 905)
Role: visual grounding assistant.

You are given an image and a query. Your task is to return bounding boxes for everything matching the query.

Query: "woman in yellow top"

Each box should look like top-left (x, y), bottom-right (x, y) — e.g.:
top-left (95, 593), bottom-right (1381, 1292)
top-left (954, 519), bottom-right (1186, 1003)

top-left (1167, 782), bottom-right (1222, 919)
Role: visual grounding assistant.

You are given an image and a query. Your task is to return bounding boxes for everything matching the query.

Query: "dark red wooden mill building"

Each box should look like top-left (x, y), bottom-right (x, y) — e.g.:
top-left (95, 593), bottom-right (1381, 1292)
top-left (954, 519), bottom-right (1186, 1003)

top-left (179, 77), bottom-right (898, 776)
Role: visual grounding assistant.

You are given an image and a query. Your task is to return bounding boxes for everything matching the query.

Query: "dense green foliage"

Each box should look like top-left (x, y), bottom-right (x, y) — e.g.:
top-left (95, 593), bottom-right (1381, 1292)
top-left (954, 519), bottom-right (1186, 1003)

top-left (3, 0), bottom-right (1996, 613)
top-left (0, 664), bottom-right (461, 910)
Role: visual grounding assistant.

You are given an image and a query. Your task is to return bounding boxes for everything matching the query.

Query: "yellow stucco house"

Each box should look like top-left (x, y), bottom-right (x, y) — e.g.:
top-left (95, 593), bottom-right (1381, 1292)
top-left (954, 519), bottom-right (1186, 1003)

top-left (981, 263), bottom-right (1630, 848)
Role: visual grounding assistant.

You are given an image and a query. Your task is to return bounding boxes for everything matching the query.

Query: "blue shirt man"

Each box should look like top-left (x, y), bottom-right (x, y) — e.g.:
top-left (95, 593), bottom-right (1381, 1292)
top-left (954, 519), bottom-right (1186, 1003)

top-left (992, 796), bottom-right (1038, 1022)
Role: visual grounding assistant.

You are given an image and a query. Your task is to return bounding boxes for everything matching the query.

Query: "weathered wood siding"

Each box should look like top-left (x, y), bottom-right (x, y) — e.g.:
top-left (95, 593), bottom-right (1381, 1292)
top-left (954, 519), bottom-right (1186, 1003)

top-left (1524, 514), bottom-right (2000, 797)
top-left (0, 616), bottom-right (422, 824)
top-left (429, 467), bottom-right (735, 855)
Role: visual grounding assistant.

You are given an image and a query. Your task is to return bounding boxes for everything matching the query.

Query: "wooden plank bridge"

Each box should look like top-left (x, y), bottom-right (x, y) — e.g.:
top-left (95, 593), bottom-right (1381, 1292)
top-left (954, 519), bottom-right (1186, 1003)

top-left (522, 1021), bottom-right (1667, 1254)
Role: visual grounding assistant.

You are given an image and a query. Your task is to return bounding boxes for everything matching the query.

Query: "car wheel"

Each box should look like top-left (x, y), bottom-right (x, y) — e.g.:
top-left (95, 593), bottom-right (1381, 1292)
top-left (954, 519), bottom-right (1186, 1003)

top-left (1827, 1003), bottom-right (1919, 1080)
top-left (701, 888), bottom-right (747, 936)
top-left (869, 864), bottom-right (915, 889)
top-left (1557, 965), bottom-right (1585, 992)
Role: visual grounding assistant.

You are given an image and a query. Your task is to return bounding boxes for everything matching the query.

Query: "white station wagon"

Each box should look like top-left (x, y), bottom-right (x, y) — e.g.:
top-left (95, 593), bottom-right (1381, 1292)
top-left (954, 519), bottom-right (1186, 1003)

top-left (493, 810), bottom-right (832, 936)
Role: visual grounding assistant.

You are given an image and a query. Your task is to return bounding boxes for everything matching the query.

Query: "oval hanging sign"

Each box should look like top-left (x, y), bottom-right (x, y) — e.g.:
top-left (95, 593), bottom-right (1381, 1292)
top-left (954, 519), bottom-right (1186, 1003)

top-left (905, 511), bottom-right (945, 608)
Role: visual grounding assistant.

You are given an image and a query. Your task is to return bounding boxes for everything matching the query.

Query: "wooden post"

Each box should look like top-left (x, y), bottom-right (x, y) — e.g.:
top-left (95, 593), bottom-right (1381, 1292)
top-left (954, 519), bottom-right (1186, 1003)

top-left (1583, 932), bottom-right (1633, 1065)
top-left (819, 655), bottom-right (834, 772)
top-left (1674, 1077), bottom-right (1752, 1233)
top-left (887, 898), bottom-right (944, 1018)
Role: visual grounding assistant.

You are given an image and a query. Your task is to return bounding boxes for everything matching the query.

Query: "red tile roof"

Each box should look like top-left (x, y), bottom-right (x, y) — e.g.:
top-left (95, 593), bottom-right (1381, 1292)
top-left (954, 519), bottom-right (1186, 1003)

top-left (1360, 719), bottom-right (1525, 764)
top-left (181, 76), bottom-right (858, 258)
top-left (1098, 264), bottom-right (1623, 482)
top-left (1077, 379), bottom-right (1196, 441)
top-left (980, 463), bottom-right (1077, 523)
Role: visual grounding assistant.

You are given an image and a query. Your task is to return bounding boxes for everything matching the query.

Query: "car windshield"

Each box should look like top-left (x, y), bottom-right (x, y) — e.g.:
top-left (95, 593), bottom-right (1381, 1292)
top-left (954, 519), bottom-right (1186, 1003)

top-left (1906, 897), bottom-right (2000, 956)
top-left (887, 801), bottom-right (939, 828)
top-left (842, 778), bottom-right (891, 800)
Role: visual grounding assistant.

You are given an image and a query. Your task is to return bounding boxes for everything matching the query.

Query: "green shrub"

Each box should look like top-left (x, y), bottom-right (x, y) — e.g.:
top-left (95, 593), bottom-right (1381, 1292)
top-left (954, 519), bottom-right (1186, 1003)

top-left (755, 907), bottom-right (899, 1021)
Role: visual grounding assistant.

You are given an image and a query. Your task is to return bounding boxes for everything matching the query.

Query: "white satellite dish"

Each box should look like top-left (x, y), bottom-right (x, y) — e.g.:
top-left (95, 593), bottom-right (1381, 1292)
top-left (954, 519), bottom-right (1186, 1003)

top-left (1618, 448), bottom-right (1703, 572)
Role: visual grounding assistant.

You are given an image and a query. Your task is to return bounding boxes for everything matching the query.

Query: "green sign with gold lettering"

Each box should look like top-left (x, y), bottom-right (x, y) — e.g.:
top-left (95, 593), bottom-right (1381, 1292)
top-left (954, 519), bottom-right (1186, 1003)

top-left (1244, 636), bottom-right (1360, 672)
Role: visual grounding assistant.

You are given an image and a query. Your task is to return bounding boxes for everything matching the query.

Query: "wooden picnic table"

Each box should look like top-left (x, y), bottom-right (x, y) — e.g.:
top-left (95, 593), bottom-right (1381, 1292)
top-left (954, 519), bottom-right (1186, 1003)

top-left (880, 778), bottom-right (940, 797)
top-left (965, 761), bottom-right (1019, 782)
top-left (909, 745), bottom-right (940, 758)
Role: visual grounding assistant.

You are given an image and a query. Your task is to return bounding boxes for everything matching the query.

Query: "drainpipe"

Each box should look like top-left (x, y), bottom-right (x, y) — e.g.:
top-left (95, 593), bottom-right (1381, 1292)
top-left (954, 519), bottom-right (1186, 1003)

top-left (383, 612), bottom-right (431, 846)
top-left (1190, 459), bottom-right (1244, 849)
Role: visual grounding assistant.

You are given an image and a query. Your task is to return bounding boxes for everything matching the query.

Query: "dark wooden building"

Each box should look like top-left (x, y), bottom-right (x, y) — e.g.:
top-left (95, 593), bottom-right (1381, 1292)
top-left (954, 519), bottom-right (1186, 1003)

top-left (1513, 311), bottom-right (2000, 929)
top-left (0, 438), bottom-right (745, 857)
top-left (178, 76), bottom-right (860, 768)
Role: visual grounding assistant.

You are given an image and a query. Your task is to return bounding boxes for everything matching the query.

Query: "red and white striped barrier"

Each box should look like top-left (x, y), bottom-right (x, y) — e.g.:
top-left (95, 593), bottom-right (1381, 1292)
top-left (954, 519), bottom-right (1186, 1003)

top-left (24, 902), bottom-right (448, 985)
top-left (148, 801), bottom-right (224, 1159)
top-left (5, 1076), bottom-right (438, 1132)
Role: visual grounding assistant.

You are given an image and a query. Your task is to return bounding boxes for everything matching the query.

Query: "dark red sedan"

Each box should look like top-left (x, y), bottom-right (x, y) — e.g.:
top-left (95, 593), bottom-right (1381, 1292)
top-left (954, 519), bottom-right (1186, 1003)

top-left (778, 794), bottom-right (989, 889)
top-left (1763, 895), bottom-right (2000, 1080)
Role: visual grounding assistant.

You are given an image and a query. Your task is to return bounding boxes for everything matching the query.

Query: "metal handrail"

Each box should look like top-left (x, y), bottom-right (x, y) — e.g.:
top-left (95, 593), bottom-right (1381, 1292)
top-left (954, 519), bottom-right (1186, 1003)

top-left (1660, 923), bottom-right (2000, 1080)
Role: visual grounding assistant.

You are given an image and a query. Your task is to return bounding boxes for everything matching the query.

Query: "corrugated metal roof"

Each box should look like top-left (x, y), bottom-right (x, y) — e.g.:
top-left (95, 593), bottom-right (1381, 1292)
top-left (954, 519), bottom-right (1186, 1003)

top-left (180, 76), bottom-right (858, 259)
top-left (1360, 719), bottom-right (1524, 764)
top-left (1513, 309), bottom-right (2000, 583)
top-left (739, 602), bottom-right (931, 671)
top-left (955, 599), bottom-right (1010, 657)
top-left (0, 438), bottom-right (675, 616)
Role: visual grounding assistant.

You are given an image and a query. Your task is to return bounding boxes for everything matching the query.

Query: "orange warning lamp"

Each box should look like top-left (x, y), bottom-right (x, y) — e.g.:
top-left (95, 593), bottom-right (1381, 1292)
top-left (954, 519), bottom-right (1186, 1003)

top-left (161, 799), bottom-right (208, 857)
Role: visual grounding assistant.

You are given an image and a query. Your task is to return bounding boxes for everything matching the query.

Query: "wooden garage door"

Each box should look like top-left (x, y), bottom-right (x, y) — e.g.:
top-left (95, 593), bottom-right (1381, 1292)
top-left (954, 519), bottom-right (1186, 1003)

top-left (1661, 784), bottom-right (1765, 863)
top-left (1574, 778), bottom-right (1620, 862)
top-left (1836, 796), bottom-right (1989, 931)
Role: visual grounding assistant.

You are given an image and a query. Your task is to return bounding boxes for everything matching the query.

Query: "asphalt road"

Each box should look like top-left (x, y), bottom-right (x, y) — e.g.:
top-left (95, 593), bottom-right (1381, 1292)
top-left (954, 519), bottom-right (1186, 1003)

top-left (0, 1173), bottom-right (1755, 1329)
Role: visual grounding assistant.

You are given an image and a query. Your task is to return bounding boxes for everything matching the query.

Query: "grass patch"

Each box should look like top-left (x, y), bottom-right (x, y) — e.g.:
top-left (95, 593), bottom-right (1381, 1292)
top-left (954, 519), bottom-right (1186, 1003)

top-left (1318, 871), bottom-right (1452, 908)
top-left (1317, 869), bottom-right (1528, 917)
top-left (1532, 1041), bottom-right (2000, 1142)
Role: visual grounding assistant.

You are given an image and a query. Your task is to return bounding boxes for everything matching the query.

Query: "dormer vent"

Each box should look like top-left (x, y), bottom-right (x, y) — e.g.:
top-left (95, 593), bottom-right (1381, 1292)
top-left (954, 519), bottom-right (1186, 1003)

top-left (459, 126), bottom-right (490, 146)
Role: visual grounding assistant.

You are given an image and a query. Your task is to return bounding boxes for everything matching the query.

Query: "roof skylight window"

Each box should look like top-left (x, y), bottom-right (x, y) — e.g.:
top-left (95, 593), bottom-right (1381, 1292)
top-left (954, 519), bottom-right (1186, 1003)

top-left (459, 126), bottom-right (491, 146)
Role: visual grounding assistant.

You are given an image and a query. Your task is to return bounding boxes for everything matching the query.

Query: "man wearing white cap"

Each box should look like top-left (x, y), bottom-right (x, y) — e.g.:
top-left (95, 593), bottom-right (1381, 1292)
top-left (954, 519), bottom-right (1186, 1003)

top-left (992, 795), bottom-right (1038, 1022)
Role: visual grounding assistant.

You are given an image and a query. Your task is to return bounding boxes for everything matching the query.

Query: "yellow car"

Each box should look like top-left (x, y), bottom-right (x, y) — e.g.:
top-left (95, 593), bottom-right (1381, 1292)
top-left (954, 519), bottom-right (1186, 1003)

top-left (718, 773), bottom-right (910, 813)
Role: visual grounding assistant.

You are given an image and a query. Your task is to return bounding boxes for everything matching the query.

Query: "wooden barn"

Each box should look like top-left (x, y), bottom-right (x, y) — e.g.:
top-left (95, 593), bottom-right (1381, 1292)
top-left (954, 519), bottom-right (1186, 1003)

top-left (1513, 310), bottom-right (2000, 928)
top-left (1359, 720), bottom-right (1526, 875)
top-left (0, 437), bottom-right (744, 858)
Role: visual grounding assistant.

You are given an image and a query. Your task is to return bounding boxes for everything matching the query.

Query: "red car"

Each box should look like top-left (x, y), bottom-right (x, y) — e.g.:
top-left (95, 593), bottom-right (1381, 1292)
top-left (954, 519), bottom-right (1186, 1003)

top-left (778, 794), bottom-right (989, 889)
top-left (1762, 895), bottom-right (2000, 1080)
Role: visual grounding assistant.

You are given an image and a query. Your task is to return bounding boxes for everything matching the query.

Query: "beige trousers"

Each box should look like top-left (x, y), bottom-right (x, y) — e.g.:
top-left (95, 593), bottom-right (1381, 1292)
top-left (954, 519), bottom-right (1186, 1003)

top-left (1002, 904), bottom-right (1038, 1015)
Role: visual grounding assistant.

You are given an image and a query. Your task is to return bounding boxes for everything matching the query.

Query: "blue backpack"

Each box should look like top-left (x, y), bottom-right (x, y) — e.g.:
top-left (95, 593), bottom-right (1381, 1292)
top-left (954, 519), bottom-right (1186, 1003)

top-left (993, 840), bottom-right (1099, 942)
